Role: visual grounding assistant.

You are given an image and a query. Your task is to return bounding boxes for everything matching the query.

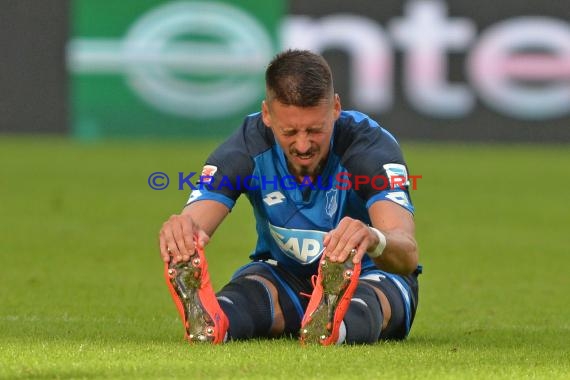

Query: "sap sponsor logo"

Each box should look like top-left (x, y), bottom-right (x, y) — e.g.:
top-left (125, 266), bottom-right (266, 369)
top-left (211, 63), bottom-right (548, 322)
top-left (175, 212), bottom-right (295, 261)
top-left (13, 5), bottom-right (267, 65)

top-left (268, 223), bottom-right (326, 264)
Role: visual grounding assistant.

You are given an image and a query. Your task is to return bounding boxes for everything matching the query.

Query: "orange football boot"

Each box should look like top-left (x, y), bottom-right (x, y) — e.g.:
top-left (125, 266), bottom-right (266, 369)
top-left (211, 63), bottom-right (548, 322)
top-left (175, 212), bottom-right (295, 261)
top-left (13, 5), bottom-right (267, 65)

top-left (164, 242), bottom-right (229, 344)
top-left (300, 252), bottom-right (361, 345)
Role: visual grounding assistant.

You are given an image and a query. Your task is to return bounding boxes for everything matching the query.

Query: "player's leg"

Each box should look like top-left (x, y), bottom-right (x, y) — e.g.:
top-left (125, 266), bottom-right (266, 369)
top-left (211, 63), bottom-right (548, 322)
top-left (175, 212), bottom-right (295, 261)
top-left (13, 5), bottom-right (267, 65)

top-left (301, 259), bottom-right (420, 345)
top-left (343, 270), bottom-right (420, 343)
top-left (216, 261), bottom-right (311, 340)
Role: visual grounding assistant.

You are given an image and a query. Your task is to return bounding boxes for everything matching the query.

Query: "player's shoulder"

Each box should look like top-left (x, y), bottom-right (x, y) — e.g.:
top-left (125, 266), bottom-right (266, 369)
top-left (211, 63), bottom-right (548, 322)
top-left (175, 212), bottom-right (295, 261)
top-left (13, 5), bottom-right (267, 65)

top-left (215, 112), bottom-right (274, 158)
top-left (333, 110), bottom-right (401, 158)
top-left (337, 110), bottom-right (380, 128)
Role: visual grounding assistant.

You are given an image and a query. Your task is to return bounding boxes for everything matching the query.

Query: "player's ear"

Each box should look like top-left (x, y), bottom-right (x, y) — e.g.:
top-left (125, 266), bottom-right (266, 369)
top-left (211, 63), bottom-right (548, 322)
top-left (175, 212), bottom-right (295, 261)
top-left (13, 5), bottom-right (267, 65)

top-left (333, 93), bottom-right (341, 119)
top-left (261, 100), bottom-right (272, 127)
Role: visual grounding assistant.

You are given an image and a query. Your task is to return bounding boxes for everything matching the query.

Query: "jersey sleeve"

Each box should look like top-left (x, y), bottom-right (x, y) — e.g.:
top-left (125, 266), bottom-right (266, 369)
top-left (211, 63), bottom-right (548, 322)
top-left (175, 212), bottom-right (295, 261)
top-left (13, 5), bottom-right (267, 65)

top-left (185, 115), bottom-right (265, 210)
top-left (335, 111), bottom-right (415, 214)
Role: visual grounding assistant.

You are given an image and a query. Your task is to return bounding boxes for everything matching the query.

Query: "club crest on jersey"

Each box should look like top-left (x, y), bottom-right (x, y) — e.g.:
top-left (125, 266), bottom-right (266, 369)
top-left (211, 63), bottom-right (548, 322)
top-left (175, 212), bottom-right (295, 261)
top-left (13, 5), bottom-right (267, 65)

top-left (325, 188), bottom-right (338, 218)
top-left (200, 165), bottom-right (218, 184)
top-left (268, 222), bottom-right (326, 264)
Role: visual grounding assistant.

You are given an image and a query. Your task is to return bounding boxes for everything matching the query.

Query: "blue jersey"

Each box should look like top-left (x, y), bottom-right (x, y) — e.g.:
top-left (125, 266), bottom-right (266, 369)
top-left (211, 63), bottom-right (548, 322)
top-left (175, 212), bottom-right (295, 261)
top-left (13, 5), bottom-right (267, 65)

top-left (187, 111), bottom-right (414, 277)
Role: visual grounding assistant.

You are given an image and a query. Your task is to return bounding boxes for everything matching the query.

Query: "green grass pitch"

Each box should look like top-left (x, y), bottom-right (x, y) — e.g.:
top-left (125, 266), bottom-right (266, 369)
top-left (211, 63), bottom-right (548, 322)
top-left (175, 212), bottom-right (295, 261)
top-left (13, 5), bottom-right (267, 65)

top-left (1, 136), bottom-right (569, 379)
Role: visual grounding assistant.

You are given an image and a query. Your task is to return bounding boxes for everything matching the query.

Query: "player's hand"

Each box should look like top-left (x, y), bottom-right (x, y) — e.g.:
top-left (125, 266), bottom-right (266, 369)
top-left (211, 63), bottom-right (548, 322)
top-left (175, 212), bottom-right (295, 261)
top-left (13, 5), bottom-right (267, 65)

top-left (323, 217), bottom-right (379, 264)
top-left (159, 214), bottom-right (210, 264)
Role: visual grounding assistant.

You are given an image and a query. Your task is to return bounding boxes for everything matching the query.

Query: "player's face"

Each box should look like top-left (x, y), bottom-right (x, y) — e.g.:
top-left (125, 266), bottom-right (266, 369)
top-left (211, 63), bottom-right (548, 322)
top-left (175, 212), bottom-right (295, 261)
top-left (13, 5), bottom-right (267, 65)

top-left (262, 94), bottom-right (341, 180)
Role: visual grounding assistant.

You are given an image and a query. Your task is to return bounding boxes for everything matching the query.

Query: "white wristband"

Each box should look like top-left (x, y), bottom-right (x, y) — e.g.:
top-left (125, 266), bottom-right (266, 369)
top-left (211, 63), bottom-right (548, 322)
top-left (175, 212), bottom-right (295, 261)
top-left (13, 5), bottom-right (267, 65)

top-left (368, 227), bottom-right (387, 258)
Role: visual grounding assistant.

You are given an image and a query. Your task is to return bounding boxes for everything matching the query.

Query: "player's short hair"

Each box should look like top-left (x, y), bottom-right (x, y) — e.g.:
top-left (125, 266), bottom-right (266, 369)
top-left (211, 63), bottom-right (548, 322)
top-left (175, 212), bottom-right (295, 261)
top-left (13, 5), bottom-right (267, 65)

top-left (265, 49), bottom-right (334, 107)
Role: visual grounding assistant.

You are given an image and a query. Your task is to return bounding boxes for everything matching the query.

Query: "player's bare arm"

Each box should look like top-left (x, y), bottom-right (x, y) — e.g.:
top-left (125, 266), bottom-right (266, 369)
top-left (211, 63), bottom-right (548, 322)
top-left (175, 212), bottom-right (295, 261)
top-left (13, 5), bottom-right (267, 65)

top-left (323, 200), bottom-right (418, 275)
top-left (367, 200), bottom-right (418, 274)
top-left (159, 200), bottom-right (229, 264)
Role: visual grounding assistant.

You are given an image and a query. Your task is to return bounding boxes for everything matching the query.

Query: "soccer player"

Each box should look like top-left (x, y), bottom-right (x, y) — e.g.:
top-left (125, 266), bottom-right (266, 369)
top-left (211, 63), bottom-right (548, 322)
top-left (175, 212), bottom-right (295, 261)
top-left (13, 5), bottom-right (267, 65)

top-left (159, 49), bottom-right (421, 345)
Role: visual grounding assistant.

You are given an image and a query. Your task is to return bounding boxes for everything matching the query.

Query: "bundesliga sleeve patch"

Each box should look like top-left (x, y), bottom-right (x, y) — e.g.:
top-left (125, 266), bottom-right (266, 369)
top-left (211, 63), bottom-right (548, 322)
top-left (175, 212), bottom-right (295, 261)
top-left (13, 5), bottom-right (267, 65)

top-left (200, 165), bottom-right (218, 184)
top-left (383, 163), bottom-right (409, 188)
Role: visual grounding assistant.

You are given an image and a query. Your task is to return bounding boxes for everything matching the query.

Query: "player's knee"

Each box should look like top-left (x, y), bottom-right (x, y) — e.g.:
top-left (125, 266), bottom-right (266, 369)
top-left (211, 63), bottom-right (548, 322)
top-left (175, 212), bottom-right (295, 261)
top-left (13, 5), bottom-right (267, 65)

top-left (343, 284), bottom-right (383, 344)
top-left (217, 276), bottom-right (274, 339)
top-left (230, 264), bottom-right (303, 336)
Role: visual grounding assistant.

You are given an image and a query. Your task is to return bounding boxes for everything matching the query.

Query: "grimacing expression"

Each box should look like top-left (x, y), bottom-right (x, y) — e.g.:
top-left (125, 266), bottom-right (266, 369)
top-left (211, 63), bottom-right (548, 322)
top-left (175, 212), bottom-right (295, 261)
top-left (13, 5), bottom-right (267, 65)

top-left (262, 95), bottom-right (341, 179)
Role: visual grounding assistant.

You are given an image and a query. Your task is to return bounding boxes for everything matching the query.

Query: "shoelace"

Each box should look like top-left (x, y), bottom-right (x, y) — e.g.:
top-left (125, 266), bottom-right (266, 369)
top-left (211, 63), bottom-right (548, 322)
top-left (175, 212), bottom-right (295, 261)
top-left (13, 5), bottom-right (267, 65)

top-left (299, 274), bottom-right (319, 299)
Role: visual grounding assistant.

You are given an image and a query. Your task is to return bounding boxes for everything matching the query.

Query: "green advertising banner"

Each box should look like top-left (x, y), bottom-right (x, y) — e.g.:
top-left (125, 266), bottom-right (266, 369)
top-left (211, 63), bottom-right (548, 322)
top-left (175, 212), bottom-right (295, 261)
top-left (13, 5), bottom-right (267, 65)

top-left (68, 0), bottom-right (284, 139)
